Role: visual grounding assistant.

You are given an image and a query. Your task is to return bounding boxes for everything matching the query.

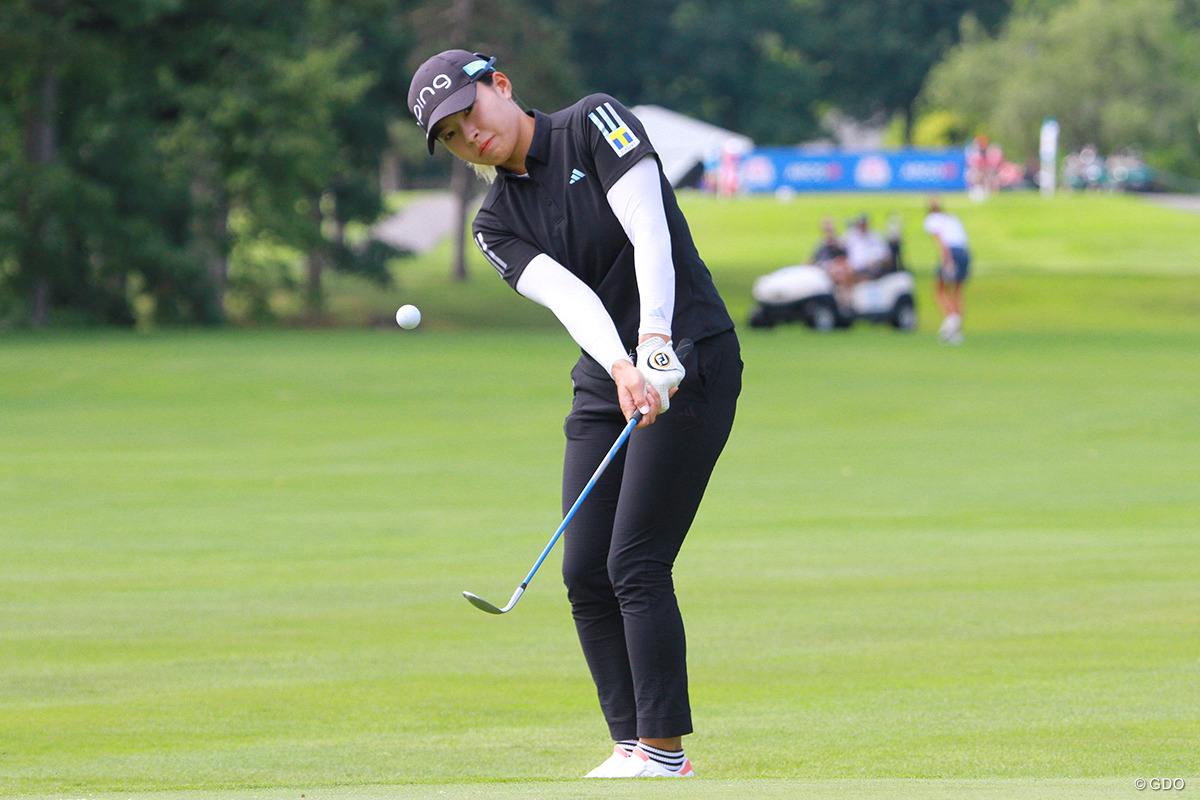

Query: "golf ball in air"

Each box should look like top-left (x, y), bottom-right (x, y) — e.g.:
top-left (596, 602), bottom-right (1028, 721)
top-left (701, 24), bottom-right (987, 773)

top-left (395, 304), bottom-right (421, 329)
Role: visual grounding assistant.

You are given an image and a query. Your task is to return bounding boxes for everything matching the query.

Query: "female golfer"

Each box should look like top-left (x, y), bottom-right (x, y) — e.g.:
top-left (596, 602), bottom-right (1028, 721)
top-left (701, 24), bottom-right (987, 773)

top-left (923, 198), bottom-right (971, 344)
top-left (408, 50), bottom-right (741, 778)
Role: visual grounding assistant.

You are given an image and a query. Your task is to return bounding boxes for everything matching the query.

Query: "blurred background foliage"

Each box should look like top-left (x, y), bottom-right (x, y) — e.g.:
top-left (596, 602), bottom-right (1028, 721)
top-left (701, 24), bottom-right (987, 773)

top-left (1, 0), bottom-right (1197, 327)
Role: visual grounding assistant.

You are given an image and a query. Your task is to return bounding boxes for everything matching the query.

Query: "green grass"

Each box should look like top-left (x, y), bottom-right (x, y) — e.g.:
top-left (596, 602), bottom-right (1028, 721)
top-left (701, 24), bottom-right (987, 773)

top-left (324, 190), bottom-right (1200, 334)
top-left (0, 779), bottom-right (1156, 800)
top-left (2, 190), bottom-right (1199, 799)
top-left (682, 190), bottom-right (1200, 277)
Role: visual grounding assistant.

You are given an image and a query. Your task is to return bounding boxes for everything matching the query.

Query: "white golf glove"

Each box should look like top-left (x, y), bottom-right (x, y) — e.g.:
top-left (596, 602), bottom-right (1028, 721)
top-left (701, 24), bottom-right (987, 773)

top-left (635, 336), bottom-right (685, 413)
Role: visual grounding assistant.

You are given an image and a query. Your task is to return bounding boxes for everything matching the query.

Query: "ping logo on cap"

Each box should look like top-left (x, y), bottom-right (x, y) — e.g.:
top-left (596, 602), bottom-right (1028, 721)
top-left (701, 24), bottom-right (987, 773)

top-left (412, 74), bottom-right (451, 125)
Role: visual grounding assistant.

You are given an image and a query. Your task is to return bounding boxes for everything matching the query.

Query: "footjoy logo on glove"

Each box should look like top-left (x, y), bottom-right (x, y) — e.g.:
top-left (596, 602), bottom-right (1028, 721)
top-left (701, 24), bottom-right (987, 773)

top-left (652, 352), bottom-right (672, 369)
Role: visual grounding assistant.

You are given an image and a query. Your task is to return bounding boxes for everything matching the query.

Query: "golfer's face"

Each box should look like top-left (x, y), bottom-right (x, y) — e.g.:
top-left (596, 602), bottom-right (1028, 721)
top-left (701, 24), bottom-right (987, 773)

top-left (435, 79), bottom-right (521, 167)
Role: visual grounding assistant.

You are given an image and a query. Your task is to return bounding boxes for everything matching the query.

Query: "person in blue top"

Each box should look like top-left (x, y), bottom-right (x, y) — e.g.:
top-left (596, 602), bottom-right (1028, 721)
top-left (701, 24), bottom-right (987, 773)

top-left (408, 49), bottom-right (741, 777)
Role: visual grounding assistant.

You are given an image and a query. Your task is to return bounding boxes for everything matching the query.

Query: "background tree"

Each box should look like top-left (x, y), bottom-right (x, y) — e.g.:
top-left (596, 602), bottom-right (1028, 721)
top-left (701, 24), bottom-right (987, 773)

top-left (0, 0), bottom-right (198, 327)
top-left (922, 0), bottom-right (1200, 178)
top-left (807, 0), bottom-right (1011, 144)
top-left (323, 0), bottom-right (418, 289)
top-left (154, 0), bottom-right (379, 319)
top-left (7, 0), bottom-right (1087, 328)
top-left (0, 0), bottom-right (408, 326)
top-left (552, 0), bottom-right (1014, 145)
top-left (408, 0), bottom-right (579, 281)
top-left (555, 0), bottom-right (823, 143)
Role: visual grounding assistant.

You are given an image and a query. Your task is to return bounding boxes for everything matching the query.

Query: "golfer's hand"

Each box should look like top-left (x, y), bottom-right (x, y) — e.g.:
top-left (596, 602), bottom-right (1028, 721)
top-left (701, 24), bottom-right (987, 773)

top-left (635, 336), bottom-right (685, 414)
top-left (611, 358), bottom-right (657, 428)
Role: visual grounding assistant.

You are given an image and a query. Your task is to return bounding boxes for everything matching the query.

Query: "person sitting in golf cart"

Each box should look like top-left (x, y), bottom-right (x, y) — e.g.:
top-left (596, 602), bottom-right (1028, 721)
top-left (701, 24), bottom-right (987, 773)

top-left (842, 213), bottom-right (894, 280)
top-left (811, 217), bottom-right (856, 310)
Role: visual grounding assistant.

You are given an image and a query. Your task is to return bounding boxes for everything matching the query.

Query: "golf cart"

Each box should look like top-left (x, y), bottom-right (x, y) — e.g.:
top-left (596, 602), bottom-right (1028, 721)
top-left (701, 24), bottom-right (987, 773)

top-left (748, 263), bottom-right (917, 332)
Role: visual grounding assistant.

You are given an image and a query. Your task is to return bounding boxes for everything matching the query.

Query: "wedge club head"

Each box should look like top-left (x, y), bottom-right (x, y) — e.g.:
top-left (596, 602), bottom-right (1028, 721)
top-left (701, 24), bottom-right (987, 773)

top-left (462, 585), bottom-right (523, 614)
top-left (461, 339), bottom-right (693, 616)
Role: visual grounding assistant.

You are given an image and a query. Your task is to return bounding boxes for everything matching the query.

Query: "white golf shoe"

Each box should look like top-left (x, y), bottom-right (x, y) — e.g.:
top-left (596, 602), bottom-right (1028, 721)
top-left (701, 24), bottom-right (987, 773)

top-left (584, 745), bottom-right (633, 778)
top-left (938, 312), bottom-right (962, 340)
top-left (593, 745), bottom-right (695, 778)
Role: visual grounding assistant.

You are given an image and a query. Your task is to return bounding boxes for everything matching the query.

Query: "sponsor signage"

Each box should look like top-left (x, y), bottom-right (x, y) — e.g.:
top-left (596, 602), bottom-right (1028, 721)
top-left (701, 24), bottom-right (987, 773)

top-left (739, 148), bottom-right (966, 193)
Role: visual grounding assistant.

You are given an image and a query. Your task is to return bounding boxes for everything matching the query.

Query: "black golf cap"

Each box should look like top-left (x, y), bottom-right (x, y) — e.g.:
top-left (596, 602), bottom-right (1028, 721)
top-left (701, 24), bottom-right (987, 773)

top-left (408, 49), bottom-right (497, 154)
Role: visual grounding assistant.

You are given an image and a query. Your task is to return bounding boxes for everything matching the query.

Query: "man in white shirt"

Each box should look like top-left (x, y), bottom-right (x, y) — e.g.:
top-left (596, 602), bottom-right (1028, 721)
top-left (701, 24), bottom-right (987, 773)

top-left (842, 214), bottom-right (893, 279)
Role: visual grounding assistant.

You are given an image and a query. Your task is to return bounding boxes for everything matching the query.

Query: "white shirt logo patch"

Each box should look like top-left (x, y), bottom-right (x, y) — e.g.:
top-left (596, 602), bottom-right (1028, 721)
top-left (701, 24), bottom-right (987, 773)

top-left (588, 102), bottom-right (640, 157)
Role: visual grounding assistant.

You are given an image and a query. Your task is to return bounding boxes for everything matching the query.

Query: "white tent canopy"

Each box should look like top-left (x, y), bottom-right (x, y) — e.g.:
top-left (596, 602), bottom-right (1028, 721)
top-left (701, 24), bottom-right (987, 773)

top-left (631, 105), bottom-right (754, 186)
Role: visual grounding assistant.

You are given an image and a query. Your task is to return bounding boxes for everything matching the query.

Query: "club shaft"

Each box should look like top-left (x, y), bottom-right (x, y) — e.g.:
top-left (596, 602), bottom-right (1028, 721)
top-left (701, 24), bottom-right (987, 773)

top-left (464, 338), bottom-right (691, 615)
top-left (519, 411), bottom-right (640, 586)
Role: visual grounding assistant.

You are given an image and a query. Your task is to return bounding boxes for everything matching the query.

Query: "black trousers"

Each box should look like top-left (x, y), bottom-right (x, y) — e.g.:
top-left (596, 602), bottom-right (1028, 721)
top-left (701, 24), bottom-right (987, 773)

top-left (560, 331), bottom-right (741, 740)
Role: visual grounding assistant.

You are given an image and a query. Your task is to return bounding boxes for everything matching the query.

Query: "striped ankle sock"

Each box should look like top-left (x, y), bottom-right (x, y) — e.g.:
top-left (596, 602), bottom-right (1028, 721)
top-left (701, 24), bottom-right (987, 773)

top-left (616, 739), bottom-right (639, 754)
top-left (637, 743), bottom-right (687, 771)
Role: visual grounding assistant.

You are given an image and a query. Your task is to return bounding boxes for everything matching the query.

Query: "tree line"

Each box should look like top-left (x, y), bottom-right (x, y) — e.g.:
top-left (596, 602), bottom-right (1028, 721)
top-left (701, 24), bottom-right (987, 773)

top-left (2, 0), bottom-right (1194, 328)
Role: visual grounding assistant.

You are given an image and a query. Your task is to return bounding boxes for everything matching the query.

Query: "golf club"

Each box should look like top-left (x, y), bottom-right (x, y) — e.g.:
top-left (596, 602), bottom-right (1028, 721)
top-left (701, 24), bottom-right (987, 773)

top-left (463, 339), bottom-right (692, 615)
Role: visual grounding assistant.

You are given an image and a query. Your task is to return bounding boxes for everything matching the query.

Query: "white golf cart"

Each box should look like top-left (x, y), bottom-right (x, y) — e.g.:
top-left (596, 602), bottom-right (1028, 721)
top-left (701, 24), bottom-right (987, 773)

top-left (748, 263), bottom-right (917, 332)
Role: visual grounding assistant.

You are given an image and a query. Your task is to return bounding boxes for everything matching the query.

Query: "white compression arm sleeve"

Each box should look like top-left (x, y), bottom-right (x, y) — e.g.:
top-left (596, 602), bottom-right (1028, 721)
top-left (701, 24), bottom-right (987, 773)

top-left (516, 253), bottom-right (631, 374)
top-left (605, 155), bottom-right (675, 339)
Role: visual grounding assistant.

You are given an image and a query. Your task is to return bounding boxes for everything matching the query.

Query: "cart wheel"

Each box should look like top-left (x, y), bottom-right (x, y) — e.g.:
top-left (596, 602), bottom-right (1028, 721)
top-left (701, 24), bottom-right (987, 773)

top-left (891, 296), bottom-right (917, 331)
top-left (806, 299), bottom-right (836, 332)
top-left (749, 305), bottom-right (776, 328)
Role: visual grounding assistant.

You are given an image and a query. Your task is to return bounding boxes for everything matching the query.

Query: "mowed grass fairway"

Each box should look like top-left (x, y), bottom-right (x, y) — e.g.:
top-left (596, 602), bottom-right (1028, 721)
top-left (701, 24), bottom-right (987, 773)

top-left (2, 192), bottom-right (1199, 799)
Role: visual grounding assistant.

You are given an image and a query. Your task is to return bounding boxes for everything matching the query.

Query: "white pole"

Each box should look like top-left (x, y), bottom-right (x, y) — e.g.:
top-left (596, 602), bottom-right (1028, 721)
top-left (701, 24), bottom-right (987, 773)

top-left (1039, 116), bottom-right (1060, 197)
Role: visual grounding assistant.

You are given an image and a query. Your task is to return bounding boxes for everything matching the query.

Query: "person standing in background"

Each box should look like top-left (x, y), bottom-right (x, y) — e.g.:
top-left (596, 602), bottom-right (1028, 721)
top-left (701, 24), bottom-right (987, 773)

top-left (923, 199), bottom-right (971, 344)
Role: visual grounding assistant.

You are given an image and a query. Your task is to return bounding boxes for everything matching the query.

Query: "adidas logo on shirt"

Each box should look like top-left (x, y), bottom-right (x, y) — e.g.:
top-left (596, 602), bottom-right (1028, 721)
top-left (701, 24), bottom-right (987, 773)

top-left (569, 169), bottom-right (585, 185)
